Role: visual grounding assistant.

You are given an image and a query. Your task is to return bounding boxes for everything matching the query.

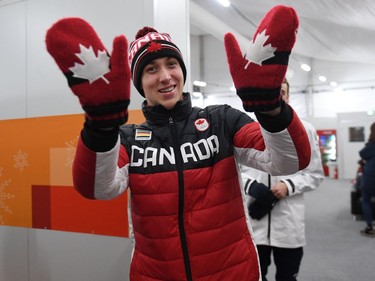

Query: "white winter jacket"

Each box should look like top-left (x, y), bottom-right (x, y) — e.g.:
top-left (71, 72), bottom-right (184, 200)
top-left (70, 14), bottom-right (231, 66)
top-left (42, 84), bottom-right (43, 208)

top-left (242, 121), bottom-right (324, 248)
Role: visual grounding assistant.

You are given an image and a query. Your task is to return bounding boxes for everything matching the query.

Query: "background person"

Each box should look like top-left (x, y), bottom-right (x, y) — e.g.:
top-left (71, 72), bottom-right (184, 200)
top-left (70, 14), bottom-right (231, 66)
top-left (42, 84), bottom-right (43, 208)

top-left (241, 78), bottom-right (324, 281)
top-left (359, 122), bottom-right (375, 236)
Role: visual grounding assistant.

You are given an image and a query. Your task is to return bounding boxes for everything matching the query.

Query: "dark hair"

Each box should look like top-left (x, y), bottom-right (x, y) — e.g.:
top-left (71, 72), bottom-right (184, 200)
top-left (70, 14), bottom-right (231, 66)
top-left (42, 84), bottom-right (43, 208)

top-left (369, 122), bottom-right (375, 143)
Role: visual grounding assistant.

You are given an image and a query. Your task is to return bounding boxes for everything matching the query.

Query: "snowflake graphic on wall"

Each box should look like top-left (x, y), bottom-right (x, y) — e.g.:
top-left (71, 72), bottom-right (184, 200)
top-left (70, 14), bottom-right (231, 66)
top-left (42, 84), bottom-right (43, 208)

top-left (13, 150), bottom-right (29, 172)
top-left (65, 136), bottom-right (78, 167)
top-left (0, 172), bottom-right (14, 224)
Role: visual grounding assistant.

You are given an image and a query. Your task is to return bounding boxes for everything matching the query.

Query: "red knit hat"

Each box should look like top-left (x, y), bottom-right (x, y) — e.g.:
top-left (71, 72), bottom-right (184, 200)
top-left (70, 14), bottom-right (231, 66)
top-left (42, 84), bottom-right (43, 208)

top-left (129, 27), bottom-right (187, 96)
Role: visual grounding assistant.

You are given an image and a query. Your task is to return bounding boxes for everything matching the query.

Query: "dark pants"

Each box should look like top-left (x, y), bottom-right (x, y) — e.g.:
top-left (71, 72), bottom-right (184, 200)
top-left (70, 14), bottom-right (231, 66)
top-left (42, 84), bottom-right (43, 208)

top-left (361, 187), bottom-right (375, 227)
top-left (257, 245), bottom-right (303, 281)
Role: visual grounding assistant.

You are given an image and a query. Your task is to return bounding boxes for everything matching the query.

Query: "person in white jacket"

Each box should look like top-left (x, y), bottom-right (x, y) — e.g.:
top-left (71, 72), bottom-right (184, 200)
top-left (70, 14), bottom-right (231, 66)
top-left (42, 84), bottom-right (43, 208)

top-left (241, 79), bottom-right (324, 281)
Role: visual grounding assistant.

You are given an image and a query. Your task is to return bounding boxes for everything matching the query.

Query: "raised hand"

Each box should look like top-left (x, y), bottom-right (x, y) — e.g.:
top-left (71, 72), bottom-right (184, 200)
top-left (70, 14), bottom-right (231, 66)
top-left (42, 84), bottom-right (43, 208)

top-left (46, 18), bottom-right (131, 128)
top-left (224, 5), bottom-right (299, 112)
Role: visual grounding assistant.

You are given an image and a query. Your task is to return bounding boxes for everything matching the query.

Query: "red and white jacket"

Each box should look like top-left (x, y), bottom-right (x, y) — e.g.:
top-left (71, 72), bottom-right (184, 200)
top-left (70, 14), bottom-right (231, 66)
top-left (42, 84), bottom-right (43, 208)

top-left (73, 93), bottom-right (310, 281)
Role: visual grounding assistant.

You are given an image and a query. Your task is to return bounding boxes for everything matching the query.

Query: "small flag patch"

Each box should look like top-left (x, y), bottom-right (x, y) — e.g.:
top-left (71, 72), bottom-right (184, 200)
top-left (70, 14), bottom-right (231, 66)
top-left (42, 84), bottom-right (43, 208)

top-left (135, 129), bottom-right (152, 140)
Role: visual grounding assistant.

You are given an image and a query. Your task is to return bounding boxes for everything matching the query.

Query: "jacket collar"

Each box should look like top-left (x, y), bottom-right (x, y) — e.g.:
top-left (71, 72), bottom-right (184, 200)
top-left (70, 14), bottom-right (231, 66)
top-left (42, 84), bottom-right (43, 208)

top-left (142, 92), bottom-right (192, 125)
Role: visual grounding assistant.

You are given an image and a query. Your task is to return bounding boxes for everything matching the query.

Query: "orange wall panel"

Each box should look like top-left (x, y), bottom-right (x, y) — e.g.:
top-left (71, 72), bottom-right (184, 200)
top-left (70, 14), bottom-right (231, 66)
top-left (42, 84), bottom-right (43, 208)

top-left (0, 110), bottom-right (144, 237)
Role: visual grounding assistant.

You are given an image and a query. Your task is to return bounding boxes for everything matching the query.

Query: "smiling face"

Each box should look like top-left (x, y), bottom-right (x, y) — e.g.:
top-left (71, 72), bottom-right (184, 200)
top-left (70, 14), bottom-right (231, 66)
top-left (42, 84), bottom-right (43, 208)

top-left (141, 57), bottom-right (184, 110)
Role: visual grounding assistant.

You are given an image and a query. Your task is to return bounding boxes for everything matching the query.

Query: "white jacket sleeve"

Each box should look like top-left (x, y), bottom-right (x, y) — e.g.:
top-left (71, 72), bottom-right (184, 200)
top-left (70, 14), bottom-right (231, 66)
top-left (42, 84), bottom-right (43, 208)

top-left (280, 121), bottom-right (324, 196)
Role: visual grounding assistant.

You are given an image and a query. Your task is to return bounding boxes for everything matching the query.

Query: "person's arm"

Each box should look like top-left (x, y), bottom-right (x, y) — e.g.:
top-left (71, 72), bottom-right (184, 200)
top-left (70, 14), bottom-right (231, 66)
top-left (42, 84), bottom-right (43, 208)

top-left (225, 6), bottom-right (311, 175)
top-left (72, 123), bottom-right (130, 200)
top-left (45, 18), bottom-right (131, 199)
top-left (244, 178), bottom-right (277, 205)
top-left (224, 6), bottom-right (298, 114)
top-left (234, 103), bottom-right (311, 176)
top-left (241, 167), bottom-right (278, 220)
top-left (272, 122), bottom-right (324, 198)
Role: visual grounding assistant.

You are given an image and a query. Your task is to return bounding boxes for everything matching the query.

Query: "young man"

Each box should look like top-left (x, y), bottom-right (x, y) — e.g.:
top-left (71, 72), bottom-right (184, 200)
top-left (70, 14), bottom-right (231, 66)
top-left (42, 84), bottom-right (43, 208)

top-left (242, 79), bottom-right (324, 281)
top-left (46, 6), bottom-right (311, 281)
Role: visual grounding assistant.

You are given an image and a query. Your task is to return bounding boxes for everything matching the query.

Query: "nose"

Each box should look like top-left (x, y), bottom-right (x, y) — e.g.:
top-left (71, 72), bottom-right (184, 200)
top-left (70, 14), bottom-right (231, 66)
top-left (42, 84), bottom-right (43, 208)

top-left (159, 66), bottom-right (171, 83)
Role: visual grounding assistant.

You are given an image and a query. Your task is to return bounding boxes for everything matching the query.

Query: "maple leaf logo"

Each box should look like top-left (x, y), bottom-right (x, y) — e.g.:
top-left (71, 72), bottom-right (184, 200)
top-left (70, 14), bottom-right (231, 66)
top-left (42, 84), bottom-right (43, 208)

top-left (69, 44), bottom-right (110, 84)
top-left (244, 29), bottom-right (276, 69)
top-left (194, 118), bottom-right (209, 132)
top-left (147, 41), bottom-right (162, 53)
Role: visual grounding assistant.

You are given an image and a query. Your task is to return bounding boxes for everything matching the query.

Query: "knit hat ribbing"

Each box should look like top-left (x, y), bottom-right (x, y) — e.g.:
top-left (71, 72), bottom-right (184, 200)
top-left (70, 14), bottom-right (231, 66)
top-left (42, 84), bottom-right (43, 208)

top-left (129, 27), bottom-right (187, 96)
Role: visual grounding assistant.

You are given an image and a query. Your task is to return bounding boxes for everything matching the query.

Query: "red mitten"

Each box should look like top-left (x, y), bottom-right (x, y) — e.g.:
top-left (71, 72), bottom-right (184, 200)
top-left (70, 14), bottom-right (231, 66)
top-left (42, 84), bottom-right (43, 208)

top-left (46, 18), bottom-right (130, 128)
top-left (224, 5), bottom-right (299, 112)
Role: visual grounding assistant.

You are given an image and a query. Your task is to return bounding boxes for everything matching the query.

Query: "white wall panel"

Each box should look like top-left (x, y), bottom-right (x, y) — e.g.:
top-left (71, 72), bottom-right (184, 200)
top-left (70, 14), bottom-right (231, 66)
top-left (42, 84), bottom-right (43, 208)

top-left (0, 1), bottom-right (27, 120)
top-left (203, 35), bottom-right (232, 96)
top-left (313, 88), bottom-right (375, 118)
top-left (0, 226), bottom-right (28, 281)
top-left (26, 0), bottom-right (149, 118)
top-left (28, 229), bottom-right (133, 281)
top-left (190, 35), bottom-right (200, 84)
top-left (337, 112), bottom-right (375, 179)
top-left (0, 226), bottom-right (134, 281)
top-left (0, 0), bottom-right (153, 121)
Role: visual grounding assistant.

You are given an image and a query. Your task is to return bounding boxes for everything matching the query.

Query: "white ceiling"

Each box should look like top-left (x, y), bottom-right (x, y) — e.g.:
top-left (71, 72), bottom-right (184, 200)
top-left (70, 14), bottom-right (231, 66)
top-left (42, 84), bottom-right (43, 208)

top-left (189, 0), bottom-right (375, 94)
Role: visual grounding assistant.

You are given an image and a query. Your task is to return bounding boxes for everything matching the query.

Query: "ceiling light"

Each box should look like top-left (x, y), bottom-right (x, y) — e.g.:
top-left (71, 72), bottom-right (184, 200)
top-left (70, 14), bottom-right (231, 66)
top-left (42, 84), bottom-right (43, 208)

top-left (330, 81), bottom-right (338, 87)
top-left (318, 75), bottom-right (327, 82)
top-left (300, 64), bottom-right (311, 72)
top-left (193, 80), bottom-right (207, 87)
top-left (217, 0), bottom-right (231, 7)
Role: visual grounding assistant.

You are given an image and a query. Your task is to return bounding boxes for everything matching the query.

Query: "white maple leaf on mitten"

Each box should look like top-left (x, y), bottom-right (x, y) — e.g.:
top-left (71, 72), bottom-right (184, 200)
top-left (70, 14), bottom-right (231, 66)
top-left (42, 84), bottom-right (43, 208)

top-left (244, 29), bottom-right (276, 69)
top-left (69, 44), bottom-right (110, 84)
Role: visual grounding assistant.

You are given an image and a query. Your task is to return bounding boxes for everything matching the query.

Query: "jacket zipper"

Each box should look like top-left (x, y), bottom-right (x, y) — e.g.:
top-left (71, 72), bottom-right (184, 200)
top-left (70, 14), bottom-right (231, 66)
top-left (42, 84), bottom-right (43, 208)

top-left (169, 117), bottom-right (193, 281)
